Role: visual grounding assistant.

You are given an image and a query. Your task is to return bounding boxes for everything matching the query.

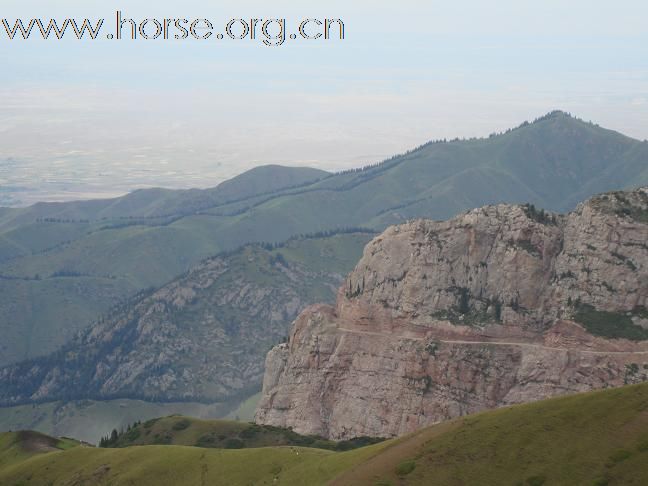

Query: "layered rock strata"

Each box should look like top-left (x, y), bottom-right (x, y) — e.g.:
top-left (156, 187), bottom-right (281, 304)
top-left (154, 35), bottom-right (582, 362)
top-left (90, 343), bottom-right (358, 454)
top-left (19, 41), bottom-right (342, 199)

top-left (256, 189), bottom-right (648, 439)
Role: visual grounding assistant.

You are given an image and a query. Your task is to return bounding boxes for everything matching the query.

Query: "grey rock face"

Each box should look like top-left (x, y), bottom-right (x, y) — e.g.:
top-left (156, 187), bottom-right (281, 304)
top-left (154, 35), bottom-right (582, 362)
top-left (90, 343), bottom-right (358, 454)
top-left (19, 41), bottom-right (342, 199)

top-left (256, 188), bottom-right (648, 439)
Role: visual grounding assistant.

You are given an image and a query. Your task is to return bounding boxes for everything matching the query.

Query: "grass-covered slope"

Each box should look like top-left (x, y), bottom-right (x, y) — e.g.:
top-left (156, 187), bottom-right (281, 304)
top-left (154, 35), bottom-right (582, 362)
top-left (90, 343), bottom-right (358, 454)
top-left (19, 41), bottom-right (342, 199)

top-left (0, 112), bottom-right (646, 366)
top-left (0, 399), bottom-right (235, 445)
top-left (100, 415), bottom-right (383, 451)
top-left (0, 441), bottom-right (386, 486)
top-left (0, 430), bottom-right (80, 470)
top-left (0, 276), bottom-right (136, 366)
top-left (333, 382), bottom-right (648, 486)
top-left (0, 165), bottom-right (330, 232)
top-left (2, 384), bottom-right (648, 485)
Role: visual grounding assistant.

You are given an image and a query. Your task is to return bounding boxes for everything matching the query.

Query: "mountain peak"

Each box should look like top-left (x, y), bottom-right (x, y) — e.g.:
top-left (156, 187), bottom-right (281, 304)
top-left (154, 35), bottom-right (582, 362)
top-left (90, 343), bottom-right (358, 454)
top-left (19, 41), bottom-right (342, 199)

top-left (535, 110), bottom-right (573, 121)
top-left (519, 110), bottom-right (579, 130)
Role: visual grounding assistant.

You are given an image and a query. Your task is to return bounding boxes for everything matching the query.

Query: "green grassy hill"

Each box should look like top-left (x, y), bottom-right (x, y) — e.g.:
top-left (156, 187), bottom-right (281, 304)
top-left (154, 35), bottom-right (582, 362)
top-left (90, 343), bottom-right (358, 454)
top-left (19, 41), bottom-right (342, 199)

top-left (2, 383), bottom-right (648, 485)
top-left (0, 439), bottom-right (384, 486)
top-left (0, 399), bottom-right (235, 445)
top-left (1, 112), bottom-right (646, 366)
top-left (99, 415), bottom-right (383, 451)
top-left (333, 382), bottom-right (648, 486)
top-left (0, 276), bottom-right (137, 365)
top-left (0, 165), bottom-right (329, 232)
top-left (0, 430), bottom-right (81, 470)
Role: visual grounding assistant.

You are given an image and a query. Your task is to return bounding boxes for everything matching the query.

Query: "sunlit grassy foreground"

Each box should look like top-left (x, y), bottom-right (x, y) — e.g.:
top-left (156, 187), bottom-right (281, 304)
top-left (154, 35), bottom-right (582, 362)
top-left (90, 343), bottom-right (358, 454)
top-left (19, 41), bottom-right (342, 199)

top-left (2, 383), bottom-right (648, 485)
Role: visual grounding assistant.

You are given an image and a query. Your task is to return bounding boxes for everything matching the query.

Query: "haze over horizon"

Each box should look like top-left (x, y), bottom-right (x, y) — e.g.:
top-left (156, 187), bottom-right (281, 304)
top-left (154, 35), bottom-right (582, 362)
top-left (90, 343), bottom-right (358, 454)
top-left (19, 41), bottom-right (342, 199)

top-left (1, 0), bottom-right (647, 206)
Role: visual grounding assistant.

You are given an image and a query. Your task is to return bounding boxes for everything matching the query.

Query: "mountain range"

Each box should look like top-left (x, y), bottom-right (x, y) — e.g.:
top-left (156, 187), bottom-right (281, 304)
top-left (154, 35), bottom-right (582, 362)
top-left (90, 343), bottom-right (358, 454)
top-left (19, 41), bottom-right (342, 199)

top-left (1, 111), bottom-right (647, 368)
top-left (0, 110), bottom-right (647, 440)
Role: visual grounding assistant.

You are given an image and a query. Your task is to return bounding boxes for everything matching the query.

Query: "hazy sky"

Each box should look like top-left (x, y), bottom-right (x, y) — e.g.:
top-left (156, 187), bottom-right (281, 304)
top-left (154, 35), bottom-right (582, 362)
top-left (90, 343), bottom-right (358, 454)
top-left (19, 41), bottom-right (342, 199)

top-left (1, 0), bottom-right (647, 202)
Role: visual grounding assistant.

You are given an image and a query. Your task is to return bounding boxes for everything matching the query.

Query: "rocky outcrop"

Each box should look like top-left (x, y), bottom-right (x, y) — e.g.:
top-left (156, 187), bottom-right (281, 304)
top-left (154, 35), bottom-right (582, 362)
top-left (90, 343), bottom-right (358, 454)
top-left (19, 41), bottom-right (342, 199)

top-left (255, 188), bottom-right (648, 439)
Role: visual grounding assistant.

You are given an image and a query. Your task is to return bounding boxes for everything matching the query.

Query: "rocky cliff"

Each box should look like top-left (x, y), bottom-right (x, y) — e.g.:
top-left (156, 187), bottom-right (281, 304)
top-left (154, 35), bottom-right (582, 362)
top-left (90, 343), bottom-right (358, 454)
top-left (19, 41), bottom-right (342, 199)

top-left (255, 188), bottom-right (648, 439)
